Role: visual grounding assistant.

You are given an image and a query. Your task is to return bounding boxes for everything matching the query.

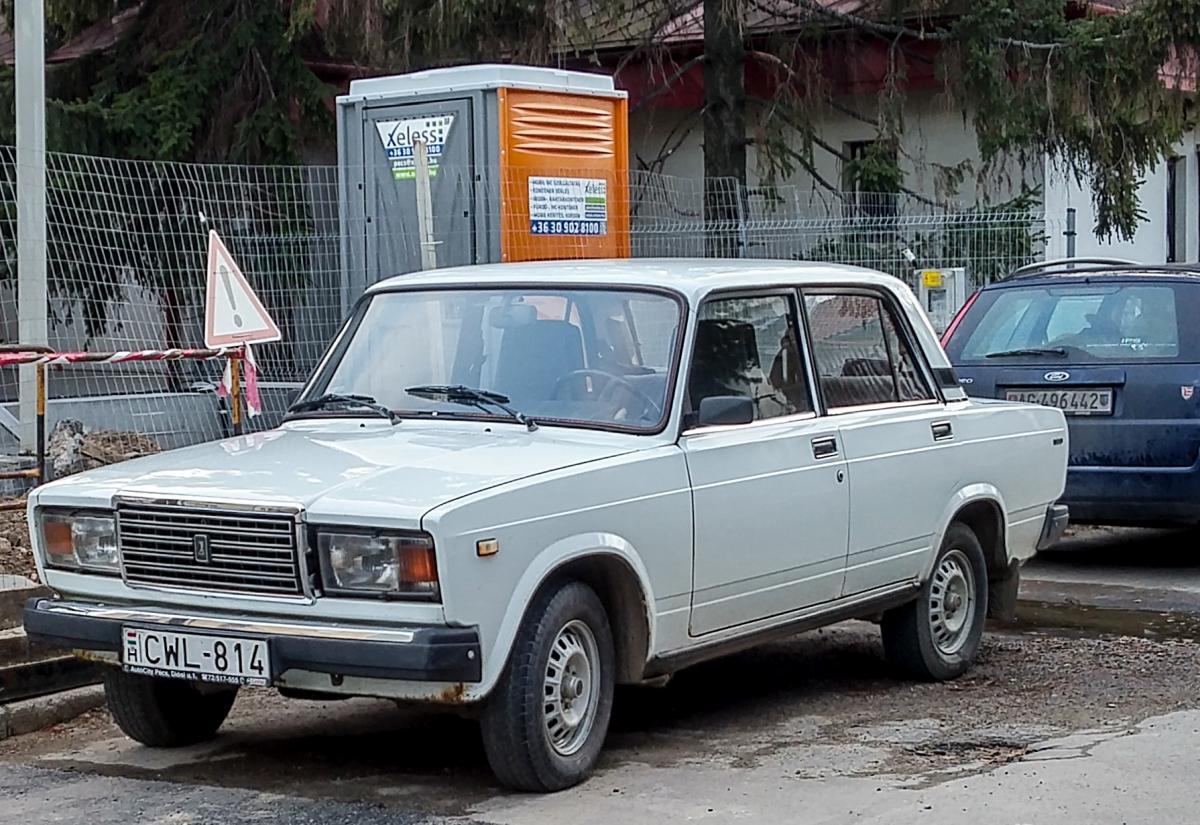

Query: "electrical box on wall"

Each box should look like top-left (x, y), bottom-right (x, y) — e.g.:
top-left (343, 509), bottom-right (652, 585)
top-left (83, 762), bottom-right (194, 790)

top-left (915, 267), bottom-right (968, 334)
top-left (337, 64), bottom-right (629, 309)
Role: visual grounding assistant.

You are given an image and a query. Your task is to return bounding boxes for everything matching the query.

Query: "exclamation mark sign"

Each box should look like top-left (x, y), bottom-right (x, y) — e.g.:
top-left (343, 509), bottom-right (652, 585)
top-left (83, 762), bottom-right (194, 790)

top-left (219, 263), bottom-right (243, 328)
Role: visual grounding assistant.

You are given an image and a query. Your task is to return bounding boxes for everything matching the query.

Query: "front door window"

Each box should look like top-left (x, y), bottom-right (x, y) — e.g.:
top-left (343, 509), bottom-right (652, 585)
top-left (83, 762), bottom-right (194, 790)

top-left (687, 294), bottom-right (812, 424)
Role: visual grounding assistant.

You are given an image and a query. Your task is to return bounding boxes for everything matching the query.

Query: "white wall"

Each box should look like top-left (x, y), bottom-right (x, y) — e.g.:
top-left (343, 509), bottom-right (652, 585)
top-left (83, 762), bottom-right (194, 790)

top-left (628, 92), bottom-right (1199, 266)
top-left (1043, 133), bottom-right (1200, 264)
top-left (627, 90), bottom-right (1041, 205)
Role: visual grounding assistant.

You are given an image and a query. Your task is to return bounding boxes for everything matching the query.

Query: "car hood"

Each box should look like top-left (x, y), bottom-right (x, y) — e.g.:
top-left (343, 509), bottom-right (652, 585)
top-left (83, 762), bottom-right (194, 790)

top-left (36, 419), bottom-right (644, 527)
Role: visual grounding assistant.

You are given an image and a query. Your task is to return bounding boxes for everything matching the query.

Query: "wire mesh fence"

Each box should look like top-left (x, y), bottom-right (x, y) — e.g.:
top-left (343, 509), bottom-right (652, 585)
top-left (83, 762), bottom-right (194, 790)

top-left (0, 148), bottom-right (1060, 464)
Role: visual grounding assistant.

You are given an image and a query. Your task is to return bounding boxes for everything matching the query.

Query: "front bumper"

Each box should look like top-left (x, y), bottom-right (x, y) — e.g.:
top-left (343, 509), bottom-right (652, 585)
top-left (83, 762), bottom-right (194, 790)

top-left (23, 599), bottom-right (482, 684)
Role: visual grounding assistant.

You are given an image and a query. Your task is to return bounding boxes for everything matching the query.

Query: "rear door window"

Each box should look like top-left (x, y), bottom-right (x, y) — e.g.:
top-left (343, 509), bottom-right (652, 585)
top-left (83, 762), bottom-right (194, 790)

top-left (951, 282), bottom-right (1189, 363)
top-left (804, 292), bottom-right (935, 409)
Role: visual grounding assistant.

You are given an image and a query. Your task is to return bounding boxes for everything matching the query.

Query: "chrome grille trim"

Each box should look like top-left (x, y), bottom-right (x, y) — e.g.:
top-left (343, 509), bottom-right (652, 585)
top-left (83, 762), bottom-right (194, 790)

top-left (117, 502), bottom-right (303, 596)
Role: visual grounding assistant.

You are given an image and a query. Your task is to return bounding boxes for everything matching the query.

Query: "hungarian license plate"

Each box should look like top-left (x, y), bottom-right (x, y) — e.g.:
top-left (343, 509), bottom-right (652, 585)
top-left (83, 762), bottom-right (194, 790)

top-left (122, 627), bottom-right (271, 686)
top-left (1005, 388), bottom-right (1113, 415)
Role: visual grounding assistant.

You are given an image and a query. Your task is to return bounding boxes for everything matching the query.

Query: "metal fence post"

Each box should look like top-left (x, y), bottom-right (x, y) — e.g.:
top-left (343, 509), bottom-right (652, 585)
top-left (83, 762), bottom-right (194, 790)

top-left (1065, 208), bottom-right (1077, 258)
top-left (16, 0), bottom-right (48, 454)
top-left (735, 180), bottom-right (748, 258)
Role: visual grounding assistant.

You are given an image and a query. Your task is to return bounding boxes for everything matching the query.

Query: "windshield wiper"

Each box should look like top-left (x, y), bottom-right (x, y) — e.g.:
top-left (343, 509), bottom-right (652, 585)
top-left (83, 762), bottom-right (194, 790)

top-left (984, 347), bottom-right (1069, 359)
top-left (288, 393), bottom-right (401, 425)
top-left (405, 384), bottom-right (537, 431)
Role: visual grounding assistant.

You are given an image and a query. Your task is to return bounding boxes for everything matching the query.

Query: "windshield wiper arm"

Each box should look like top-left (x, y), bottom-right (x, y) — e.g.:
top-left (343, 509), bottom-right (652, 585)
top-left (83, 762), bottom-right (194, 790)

top-left (288, 393), bottom-right (400, 424)
top-left (984, 347), bottom-right (1068, 359)
top-left (405, 384), bottom-right (537, 431)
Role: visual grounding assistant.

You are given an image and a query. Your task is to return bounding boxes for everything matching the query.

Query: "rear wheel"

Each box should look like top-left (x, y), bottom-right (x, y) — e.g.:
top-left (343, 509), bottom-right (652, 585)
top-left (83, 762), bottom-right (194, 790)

top-left (481, 580), bottom-right (615, 792)
top-left (881, 523), bottom-right (988, 681)
top-left (104, 669), bottom-right (237, 747)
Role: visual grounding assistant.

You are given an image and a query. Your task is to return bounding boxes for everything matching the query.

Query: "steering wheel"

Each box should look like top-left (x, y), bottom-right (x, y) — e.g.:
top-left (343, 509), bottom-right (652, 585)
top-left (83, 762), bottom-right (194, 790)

top-left (553, 369), bottom-right (664, 420)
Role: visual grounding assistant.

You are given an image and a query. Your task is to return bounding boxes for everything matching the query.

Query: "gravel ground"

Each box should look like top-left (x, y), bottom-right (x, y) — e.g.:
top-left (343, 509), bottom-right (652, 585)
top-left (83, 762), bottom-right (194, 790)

top-left (3, 624), bottom-right (1198, 817)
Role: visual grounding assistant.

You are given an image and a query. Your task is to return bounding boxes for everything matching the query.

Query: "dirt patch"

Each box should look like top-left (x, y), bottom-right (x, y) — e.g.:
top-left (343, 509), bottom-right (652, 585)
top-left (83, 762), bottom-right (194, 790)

top-left (0, 499), bottom-right (36, 581)
top-left (603, 625), bottom-right (1200, 781)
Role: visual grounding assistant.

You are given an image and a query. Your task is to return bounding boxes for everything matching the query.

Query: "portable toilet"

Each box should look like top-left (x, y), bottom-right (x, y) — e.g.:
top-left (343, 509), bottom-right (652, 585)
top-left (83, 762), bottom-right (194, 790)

top-left (337, 64), bottom-right (630, 306)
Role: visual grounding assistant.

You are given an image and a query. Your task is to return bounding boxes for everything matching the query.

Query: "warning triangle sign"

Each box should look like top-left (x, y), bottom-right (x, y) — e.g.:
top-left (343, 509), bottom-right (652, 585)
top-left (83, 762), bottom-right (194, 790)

top-left (204, 230), bottom-right (281, 348)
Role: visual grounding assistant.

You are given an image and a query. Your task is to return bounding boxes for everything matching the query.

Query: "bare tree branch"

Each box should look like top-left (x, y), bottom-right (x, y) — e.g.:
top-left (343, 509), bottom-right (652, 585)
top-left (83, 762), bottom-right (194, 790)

top-left (747, 0), bottom-right (1076, 51)
top-left (630, 54), bottom-right (706, 114)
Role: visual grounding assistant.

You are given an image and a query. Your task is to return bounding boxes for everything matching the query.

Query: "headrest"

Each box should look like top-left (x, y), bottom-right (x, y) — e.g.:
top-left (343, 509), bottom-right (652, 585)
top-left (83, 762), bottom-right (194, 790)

top-left (488, 303), bottom-right (537, 329)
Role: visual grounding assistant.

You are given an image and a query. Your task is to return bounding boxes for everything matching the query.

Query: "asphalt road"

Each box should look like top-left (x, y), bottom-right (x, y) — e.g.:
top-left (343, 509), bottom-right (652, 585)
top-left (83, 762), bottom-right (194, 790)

top-left (1022, 525), bottom-right (1200, 617)
top-left (2, 621), bottom-right (1198, 825)
top-left (1029, 525), bottom-right (1200, 594)
top-left (2, 526), bottom-right (1199, 824)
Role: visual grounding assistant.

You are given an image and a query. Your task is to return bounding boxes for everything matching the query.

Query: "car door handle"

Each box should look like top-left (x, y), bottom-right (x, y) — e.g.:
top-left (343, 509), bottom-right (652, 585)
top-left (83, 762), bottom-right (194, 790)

top-left (931, 421), bottom-right (954, 442)
top-left (811, 436), bottom-right (839, 459)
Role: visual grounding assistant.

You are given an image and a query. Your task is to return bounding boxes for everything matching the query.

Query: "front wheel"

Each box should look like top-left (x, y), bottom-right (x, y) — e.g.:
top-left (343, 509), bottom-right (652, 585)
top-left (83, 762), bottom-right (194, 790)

top-left (481, 580), bottom-right (615, 792)
top-left (881, 523), bottom-right (989, 681)
top-left (104, 669), bottom-right (238, 747)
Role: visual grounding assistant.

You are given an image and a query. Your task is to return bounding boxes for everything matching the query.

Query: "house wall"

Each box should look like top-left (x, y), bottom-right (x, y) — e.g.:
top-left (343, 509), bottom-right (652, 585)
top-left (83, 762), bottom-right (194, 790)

top-left (629, 91), bottom-right (1200, 265)
top-left (628, 90), bottom-right (1040, 205)
top-left (1043, 132), bottom-right (1200, 264)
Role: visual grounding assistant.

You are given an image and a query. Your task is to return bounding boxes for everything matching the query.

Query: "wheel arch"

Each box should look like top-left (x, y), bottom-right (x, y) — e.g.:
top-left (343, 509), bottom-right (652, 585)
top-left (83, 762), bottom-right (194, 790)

top-left (540, 554), bottom-right (652, 685)
top-left (487, 536), bottom-right (656, 691)
top-left (926, 485), bottom-right (1016, 620)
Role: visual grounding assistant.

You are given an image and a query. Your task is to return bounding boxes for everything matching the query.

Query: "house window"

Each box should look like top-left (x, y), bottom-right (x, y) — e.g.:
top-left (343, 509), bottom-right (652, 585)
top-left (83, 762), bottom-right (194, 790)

top-left (842, 141), bottom-right (899, 218)
top-left (1166, 155), bottom-right (1186, 262)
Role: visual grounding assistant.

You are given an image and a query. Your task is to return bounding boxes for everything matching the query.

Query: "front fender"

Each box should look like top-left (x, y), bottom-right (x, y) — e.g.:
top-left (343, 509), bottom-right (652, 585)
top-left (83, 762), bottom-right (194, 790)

top-left (482, 532), bottom-right (657, 692)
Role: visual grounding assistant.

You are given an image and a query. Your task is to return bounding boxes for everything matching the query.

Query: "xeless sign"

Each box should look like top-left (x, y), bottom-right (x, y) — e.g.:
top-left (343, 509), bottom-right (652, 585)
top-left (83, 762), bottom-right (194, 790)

top-left (374, 114), bottom-right (455, 180)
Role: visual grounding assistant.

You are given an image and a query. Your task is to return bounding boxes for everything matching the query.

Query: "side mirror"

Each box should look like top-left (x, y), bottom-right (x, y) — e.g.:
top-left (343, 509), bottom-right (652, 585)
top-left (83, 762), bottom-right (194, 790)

top-left (696, 395), bottom-right (754, 427)
top-left (284, 388), bottom-right (301, 407)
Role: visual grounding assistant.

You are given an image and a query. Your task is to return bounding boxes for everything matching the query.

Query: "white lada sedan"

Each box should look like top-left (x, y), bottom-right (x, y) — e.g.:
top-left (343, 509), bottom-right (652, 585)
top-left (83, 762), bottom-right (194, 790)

top-left (24, 259), bottom-right (1069, 791)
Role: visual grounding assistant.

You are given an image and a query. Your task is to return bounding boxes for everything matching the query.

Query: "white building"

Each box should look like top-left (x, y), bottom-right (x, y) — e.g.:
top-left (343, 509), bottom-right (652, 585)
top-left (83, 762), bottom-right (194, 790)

top-left (590, 1), bottom-right (1198, 265)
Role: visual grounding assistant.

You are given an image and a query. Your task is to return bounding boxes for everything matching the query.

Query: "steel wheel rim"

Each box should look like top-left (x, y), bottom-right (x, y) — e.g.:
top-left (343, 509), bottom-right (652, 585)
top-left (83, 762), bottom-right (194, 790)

top-left (928, 549), bottom-right (976, 656)
top-left (543, 619), bottom-right (601, 757)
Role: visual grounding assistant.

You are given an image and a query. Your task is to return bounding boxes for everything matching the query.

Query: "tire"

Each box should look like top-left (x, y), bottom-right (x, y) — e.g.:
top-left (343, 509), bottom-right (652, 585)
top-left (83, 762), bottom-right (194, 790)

top-left (103, 669), bottom-right (238, 747)
top-left (481, 580), bottom-right (615, 792)
top-left (881, 522), bottom-right (989, 681)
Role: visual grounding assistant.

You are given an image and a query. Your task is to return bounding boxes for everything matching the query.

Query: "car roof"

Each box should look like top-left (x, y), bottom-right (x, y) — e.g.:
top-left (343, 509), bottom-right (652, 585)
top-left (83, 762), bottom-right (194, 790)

top-left (367, 258), bottom-right (902, 303)
top-left (988, 264), bottom-right (1200, 289)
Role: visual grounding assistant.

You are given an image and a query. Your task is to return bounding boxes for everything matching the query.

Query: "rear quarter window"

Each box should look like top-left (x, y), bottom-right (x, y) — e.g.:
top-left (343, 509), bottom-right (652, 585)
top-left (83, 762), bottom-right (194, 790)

top-left (947, 281), bottom-right (1199, 363)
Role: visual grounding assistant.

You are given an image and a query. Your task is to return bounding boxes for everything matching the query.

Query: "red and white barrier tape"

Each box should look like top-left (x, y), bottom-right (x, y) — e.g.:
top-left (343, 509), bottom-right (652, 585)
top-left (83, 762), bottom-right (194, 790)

top-left (0, 347), bottom-right (242, 368)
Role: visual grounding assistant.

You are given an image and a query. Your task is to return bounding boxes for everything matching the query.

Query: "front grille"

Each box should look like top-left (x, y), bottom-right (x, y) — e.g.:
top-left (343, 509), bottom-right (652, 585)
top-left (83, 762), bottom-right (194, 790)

top-left (117, 503), bottom-right (302, 596)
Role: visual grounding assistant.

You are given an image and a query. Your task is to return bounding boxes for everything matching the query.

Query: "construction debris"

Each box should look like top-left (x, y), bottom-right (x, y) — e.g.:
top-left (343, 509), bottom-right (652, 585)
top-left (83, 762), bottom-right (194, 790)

top-left (47, 420), bottom-right (160, 478)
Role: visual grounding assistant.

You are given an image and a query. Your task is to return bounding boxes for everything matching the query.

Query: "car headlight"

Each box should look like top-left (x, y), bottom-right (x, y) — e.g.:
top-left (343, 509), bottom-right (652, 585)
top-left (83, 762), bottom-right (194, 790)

top-left (316, 529), bottom-right (438, 599)
top-left (40, 510), bottom-right (119, 573)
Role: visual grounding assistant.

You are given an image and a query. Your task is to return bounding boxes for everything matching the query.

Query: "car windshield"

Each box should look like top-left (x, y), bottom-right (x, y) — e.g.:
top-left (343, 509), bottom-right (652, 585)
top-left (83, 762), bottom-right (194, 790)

top-left (951, 282), bottom-right (1187, 363)
top-left (311, 287), bottom-right (684, 431)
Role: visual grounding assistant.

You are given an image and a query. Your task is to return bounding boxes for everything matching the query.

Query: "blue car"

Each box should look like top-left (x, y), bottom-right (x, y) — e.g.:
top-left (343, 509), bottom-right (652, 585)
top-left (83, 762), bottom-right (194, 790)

top-left (942, 259), bottom-right (1200, 526)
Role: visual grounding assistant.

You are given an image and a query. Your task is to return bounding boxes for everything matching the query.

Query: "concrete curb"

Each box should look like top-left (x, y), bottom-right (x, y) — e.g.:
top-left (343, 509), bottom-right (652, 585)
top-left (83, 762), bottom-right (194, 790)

top-left (0, 580), bottom-right (48, 631)
top-left (0, 684), bottom-right (105, 741)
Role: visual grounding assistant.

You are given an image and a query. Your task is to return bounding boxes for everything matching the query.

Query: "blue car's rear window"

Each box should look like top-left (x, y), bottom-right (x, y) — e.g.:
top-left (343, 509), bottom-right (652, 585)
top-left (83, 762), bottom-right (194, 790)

top-left (948, 281), bottom-right (1199, 363)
